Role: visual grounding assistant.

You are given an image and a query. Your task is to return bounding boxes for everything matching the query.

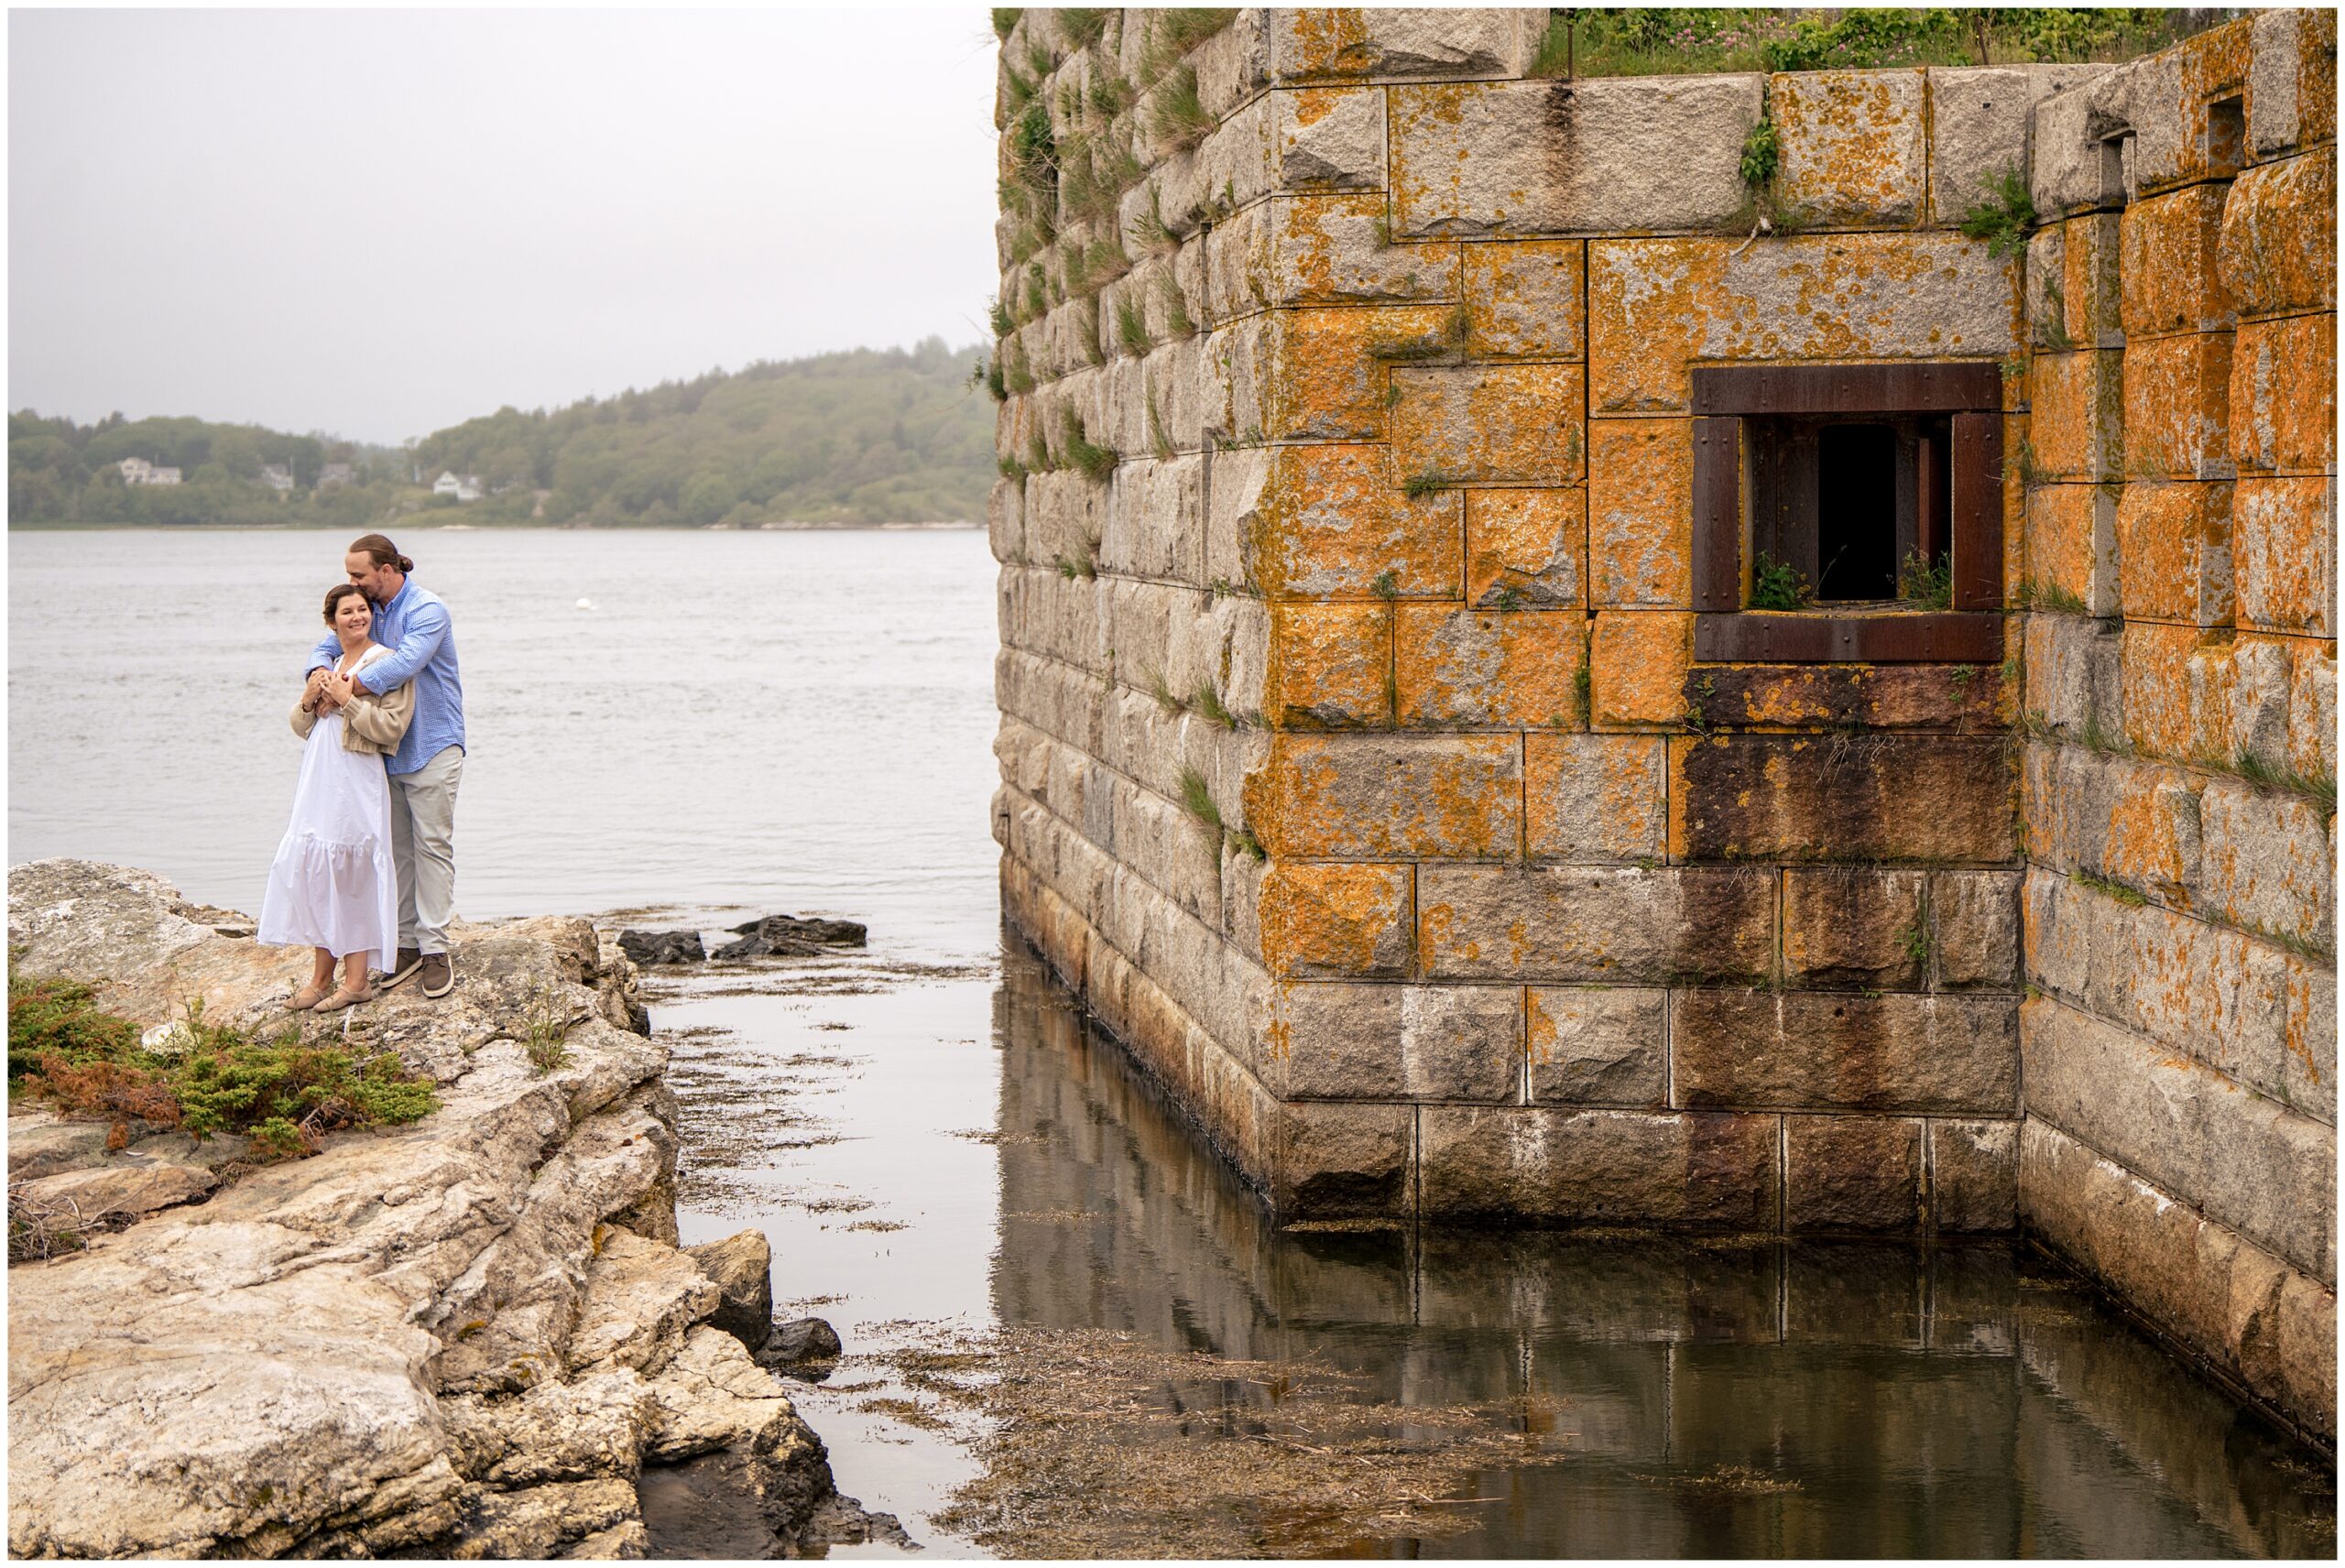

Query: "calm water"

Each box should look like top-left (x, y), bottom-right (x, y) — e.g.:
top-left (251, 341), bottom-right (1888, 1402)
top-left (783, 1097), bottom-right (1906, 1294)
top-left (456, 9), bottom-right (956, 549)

top-left (9, 528), bottom-right (2334, 1557)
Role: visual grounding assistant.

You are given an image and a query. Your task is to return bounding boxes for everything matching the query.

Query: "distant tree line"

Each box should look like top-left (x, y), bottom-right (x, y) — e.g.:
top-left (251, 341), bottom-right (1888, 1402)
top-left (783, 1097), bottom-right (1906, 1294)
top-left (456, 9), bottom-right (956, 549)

top-left (10, 337), bottom-right (998, 529)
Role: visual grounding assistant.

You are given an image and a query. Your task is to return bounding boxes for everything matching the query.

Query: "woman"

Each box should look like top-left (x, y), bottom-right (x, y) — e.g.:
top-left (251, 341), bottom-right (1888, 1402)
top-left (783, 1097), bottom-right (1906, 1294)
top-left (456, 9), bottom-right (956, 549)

top-left (258, 583), bottom-right (416, 1010)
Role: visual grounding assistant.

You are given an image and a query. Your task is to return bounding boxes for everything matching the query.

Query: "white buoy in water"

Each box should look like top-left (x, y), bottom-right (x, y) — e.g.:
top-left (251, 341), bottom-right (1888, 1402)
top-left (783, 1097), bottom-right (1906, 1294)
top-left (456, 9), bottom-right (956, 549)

top-left (575, 598), bottom-right (597, 610)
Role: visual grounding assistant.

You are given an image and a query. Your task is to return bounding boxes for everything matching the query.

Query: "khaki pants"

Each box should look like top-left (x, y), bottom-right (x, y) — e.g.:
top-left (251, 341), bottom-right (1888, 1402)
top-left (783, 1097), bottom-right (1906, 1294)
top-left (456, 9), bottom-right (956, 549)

top-left (388, 745), bottom-right (464, 956)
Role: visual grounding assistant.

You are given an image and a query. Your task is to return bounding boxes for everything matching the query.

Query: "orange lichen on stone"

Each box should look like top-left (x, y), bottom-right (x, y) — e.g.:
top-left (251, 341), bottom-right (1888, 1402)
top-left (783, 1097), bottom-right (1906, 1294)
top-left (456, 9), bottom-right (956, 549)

top-left (1588, 419), bottom-right (1693, 608)
top-left (1589, 234), bottom-right (2018, 412)
top-left (1462, 240), bottom-right (1587, 359)
top-left (1273, 9), bottom-right (1374, 81)
top-left (1269, 304), bottom-right (1456, 440)
top-left (2026, 483), bottom-right (2117, 614)
top-left (1255, 734), bottom-right (1522, 859)
top-left (1465, 489), bottom-right (1586, 608)
top-left (2121, 331), bottom-right (2235, 480)
top-left (2100, 766), bottom-right (2205, 897)
top-left (2231, 475), bottom-right (2338, 635)
top-left (2002, 411), bottom-right (2030, 603)
top-left (2229, 313), bottom-right (2336, 474)
top-left (1249, 444), bottom-right (1463, 600)
top-left (1274, 193), bottom-right (1460, 307)
top-left (2116, 481), bottom-right (2234, 626)
top-left (2029, 350), bottom-right (2122, 481)
top-left (1271, 602), bottom-right (1391, 727)
top-left (1394, 606), bottom-right (1586, 727)
top-left (2059, 214), bottom-right (2123, 347)
top-left (1257, 862), bottom-right (1413, 978)
top-left (2218, 149), bottom-right (2337, 320)
top-left (1387, 82), bottom-right (1531, 232)
top-left (1389, 363), bottom-right (1586, 485)
top-left (2120, 184), bottom-right (2232, 337)
top-left (1767, 68), bottom-right (1925, 225)
top-left (1588, 611), bottom-right (1693, 730)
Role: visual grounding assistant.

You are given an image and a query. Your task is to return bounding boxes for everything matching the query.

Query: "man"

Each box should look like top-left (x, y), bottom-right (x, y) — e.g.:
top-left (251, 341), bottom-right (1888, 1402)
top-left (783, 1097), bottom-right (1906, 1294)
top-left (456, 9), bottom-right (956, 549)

top-left (307, 532), bottom-right (465, 998)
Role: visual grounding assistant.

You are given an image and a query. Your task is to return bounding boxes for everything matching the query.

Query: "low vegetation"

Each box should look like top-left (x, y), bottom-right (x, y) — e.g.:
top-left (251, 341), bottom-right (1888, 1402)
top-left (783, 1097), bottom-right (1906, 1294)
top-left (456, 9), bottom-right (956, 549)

top-left (1532, 8), bottom-right (2230, 79)
top-left (7, 973), bottom-right (439, 1162)
top-left (1896, 549), bottom-right (1954, 610)
top-left (1749, 550), bottom-right (1812, 610)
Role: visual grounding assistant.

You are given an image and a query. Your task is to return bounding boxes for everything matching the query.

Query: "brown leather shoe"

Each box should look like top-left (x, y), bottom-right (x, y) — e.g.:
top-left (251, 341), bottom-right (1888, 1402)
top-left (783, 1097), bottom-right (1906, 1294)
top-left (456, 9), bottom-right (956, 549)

top-left (420, 952), bottom-right (455, 999)
top-left (383, 947), bottom-right (425, 988)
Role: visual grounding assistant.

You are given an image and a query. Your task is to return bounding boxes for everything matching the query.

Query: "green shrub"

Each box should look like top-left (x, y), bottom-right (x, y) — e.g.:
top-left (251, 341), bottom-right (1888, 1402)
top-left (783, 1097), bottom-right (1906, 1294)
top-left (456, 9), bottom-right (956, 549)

top-left (1959, 167), bottom-right (2037, 259)
top-left (1749, 551), bottom-right (1811, 610)
top-left (1897, 550), bottom-right (1954, 610)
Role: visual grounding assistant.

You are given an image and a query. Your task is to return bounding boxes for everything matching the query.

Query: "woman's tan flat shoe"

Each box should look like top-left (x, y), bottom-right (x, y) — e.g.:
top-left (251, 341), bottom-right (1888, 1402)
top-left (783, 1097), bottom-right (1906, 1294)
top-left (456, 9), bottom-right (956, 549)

top-left (289, 984), bottom-right (329, 1011)
top-left (311, 987), bottom-right (374, 1013)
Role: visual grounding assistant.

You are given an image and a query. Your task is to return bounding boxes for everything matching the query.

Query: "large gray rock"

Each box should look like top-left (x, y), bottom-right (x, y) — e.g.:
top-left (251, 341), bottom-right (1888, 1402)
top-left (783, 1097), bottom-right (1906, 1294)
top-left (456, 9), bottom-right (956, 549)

top-left (3, 859), bottom-right (860, 1559)
top-left (1930, 64), bottom-right (2109, 224)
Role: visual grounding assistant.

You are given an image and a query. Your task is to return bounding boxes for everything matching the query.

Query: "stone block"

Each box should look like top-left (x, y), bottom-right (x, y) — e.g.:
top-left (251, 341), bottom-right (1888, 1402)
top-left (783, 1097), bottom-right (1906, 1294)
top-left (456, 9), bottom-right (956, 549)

top-left (1588, 419), bottom-right (1692, 608)
top-left (2231, 475), bottom-right (2337, 635)
top-left (1417, 865), bottom-right (1775, 985)
top-left (2230, 312), bottom-right (2336, 474)
top-left (1930, 1118), bottom-right (2018, 1231)
top-left (1256, 304), bottom-right (1457, 441)
top-left (1524, 734), bottom-right (1665, 864)
top-left (2229, 633), bottom-right (2296, 770)
top-left (2283, 951), bottom-right (2338, 1126)
top-left (1257, 862), bottom-right (1412, 982)
top-left (1252, 734), bottom-right (1521, 860)
top-left (2027, 75), bottom-right (2125, 219)
top-left (1669, 734), bottom-right (2018, 865)
top-left (2023, 223), bottom-right (2065, 350)
top-left (2118, 183), bottom-right (2233, 336)
top-left (2026, 482), bottom-right (2120, 614)
top-left (2121, 331), bottom-right (2236, 481)
top-left (1393, 605), bottom-right (1585, 728)
top-left (1389, 363), bottom-right (1586, 485)
top-left (1237, 443), bottom-right (1464, 600)
top-left (2027, 349), bottom-right (2122, 480)
top-left (1391, 75), bottom-right (1761, 238)
top-left (1102, 455), bottom-right (1207, 584)
top-left (1270, 602), bottom-right (1389, 728)
top-left (2199, 778), bottom-right (2337, 950)
top-left (2249, 9), bottom-right (2339, 160)
top-left (1783, 1115), bottom-right (1924, 1233)
top-left (1419, 1105), bottom-right (1780, 1228)
top-left (2022, 613), bottom-right (2124, 743)
top-left (1930, 870), bottom-right (2023, 990)
top-left (2115, 480), bottom-right (2233, 626)
top-left (1465, 489), bottom-right (1586, 607)
top-left (2059, 212), bottom-right (2125, 348)
top-left (1463, 239), bottom-right (1587, 359)
top-left (1588, 611), bottom-right (1693, 729)
top-left (1272, 87), bottom-right (1388, 191)
top-left (1270, 9), bottom-right (1546, 83)
top-left (1929, 65), bottom-right (2110, 225)
top-left (987, 476), bottom-right (1025, 565)
top-left (1685, 665), bottom-right (2006, 733)
top-left (1271, 1099), bottom-right (1413, 1219)
top-left (2286, 639), bottom-right (2337, 786)
top-left (1191, 9), bottom-right (1271, 122)
top-left (1674, 991), bottom-right (2019, 1114)
top-left (1215, 195), bottom-right (1457, 316)
top-left (1770, 69), bottom-right (1926, 227)
top-left (1269, 981), bottom-right (1520, 1102)
top-left (1588, 233), bottom-right (2018, 414)
top-left (2117, 621), bottom-right (2233, 761)
top-left (2020, 1116), bottom-right (2335, 1442)
top-left (1527, 987), bottom-right (1667, 1106)
top-left (1779, 866), bottom-right (1925, 993)
top-left (2022, 994), bottom-right (2334, 1282)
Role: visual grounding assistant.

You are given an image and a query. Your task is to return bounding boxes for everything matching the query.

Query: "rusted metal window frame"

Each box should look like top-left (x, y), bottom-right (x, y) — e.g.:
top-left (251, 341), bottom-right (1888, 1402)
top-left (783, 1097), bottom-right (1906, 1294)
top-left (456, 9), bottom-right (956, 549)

top-left (1689, 363), bottom-right (2005, 664)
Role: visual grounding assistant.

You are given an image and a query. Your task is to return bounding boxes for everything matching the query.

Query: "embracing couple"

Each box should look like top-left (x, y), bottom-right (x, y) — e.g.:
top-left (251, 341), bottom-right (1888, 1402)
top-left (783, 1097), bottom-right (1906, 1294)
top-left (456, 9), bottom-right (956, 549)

top-left (256, 532), bottom-right (466, 1011)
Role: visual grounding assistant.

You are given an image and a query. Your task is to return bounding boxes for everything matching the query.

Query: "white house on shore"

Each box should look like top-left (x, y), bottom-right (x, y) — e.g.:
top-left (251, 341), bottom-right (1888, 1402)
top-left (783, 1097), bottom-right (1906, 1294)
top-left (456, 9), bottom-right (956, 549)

top-left (432, 470), bottom-right (483, 502)
top-left (117, 457), bottom-right (182, 487)
top-left (260, 464), bottom-right (294, 493)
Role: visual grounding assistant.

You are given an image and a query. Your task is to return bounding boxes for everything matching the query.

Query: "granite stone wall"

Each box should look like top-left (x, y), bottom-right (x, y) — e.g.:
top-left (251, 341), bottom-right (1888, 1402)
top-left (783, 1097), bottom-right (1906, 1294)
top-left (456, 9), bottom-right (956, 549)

top-left (2010, 8), bottom-right (2338, 1443)
top-left (988, 7), bottom-right (2336, 1441)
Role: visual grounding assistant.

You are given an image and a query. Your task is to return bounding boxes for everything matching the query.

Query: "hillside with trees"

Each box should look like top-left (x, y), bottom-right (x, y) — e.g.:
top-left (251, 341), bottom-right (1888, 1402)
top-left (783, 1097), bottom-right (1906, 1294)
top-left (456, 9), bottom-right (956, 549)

top-left (9, 337), bottom-right (996, 528)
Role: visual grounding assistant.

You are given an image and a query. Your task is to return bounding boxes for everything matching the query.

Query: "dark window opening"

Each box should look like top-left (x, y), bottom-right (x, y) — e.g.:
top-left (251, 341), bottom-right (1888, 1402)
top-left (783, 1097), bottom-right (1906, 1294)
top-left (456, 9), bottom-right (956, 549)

top-left (1816, 425), bottom-right (1897, 600)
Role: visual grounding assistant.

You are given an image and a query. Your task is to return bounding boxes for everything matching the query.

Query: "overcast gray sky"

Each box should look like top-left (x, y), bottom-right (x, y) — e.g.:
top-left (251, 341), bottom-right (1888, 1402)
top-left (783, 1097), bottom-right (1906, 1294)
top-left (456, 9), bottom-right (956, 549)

top-left (9, 7), bottom-right (1001, 444)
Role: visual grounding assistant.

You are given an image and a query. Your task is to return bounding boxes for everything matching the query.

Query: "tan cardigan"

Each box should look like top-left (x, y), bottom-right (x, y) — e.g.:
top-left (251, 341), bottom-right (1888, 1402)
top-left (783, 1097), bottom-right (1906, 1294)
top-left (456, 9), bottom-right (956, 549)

top-left (289, 645), bottom-right (415, 757)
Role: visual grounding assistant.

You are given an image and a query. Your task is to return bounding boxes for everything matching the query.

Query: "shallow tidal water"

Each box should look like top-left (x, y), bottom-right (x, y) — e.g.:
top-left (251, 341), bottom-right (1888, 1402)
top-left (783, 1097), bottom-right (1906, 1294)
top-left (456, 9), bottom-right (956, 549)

top-left (10, 528), bottom-right (2335, 1557)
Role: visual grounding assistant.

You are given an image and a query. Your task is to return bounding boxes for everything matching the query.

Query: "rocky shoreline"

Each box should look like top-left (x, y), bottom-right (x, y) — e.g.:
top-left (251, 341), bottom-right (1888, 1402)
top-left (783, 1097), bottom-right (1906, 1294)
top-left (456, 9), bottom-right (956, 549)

top-left (5, 858), bottom-right (892, 1559)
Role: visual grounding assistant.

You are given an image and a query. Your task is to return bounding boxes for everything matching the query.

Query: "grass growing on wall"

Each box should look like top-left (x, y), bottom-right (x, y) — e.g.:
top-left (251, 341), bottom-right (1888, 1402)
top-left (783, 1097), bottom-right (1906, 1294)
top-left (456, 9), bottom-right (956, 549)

top-left (1532, 7), bottom-right (2241, 79)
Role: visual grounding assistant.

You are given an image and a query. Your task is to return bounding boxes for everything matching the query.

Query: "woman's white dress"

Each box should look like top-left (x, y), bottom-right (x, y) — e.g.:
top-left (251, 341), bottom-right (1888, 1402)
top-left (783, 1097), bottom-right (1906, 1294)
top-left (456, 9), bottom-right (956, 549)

top-left (257, 645), bottom-right (399, 964)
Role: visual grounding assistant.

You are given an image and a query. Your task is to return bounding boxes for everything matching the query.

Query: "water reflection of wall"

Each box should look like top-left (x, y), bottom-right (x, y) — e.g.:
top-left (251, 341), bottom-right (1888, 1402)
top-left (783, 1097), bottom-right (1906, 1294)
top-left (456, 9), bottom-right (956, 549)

top-left (987, 938), bottom-right (2334, 1557)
